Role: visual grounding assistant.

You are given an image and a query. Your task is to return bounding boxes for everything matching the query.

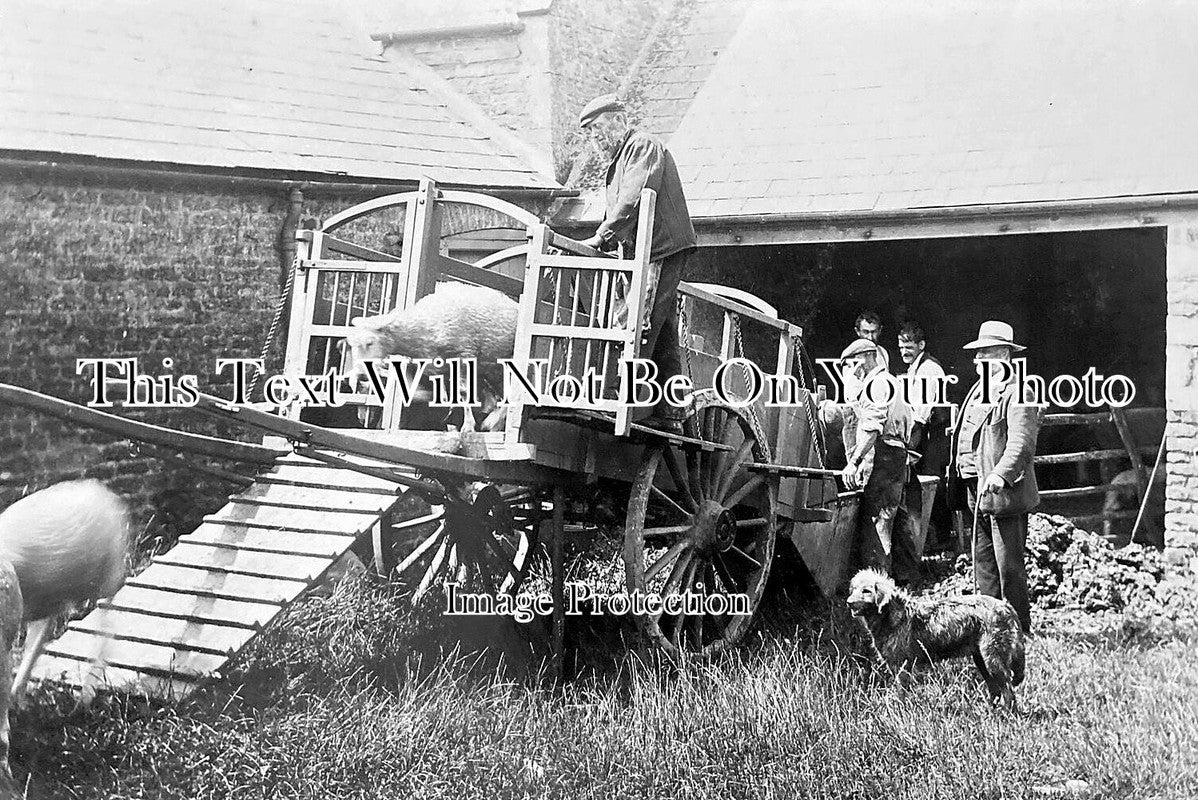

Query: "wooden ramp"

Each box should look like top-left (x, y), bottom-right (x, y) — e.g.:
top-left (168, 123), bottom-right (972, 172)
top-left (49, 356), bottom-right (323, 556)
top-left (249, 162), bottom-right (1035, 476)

top-left (29, 453), bottom-right (408, 700)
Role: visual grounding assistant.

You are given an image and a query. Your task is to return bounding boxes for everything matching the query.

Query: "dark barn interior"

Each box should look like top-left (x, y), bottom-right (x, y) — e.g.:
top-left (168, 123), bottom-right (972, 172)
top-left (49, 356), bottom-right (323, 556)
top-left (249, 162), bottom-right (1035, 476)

top-left (686, 226), bottom-right (1168, 535)
top-left (688, 227), bottom-right (1166, 407)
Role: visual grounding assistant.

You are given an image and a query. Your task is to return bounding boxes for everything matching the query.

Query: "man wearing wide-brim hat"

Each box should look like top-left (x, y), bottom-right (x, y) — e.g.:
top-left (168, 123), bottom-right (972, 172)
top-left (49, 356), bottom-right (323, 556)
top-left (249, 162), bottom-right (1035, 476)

top-left (948, 320), bottom-right (1044, 634)
top-left (564, 93), bottom-right (697, 431)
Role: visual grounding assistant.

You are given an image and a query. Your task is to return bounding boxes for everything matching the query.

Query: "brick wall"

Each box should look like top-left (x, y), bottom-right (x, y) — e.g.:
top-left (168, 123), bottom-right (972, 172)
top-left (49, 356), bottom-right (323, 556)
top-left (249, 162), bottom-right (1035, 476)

top-left (0, 174), bottom-right (305, 550)
top-left (0, 172), bottom-right (546, 553)
top-left (1165, 224), bottom-right (1198, 554)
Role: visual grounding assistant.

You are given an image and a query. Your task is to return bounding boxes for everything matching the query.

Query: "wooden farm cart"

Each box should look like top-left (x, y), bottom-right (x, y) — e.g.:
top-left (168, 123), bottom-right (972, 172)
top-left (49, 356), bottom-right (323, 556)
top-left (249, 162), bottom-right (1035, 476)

top-left (260, 178), bottom-right (851, 659)
top-left (4, 180), bottom-right (906, 698)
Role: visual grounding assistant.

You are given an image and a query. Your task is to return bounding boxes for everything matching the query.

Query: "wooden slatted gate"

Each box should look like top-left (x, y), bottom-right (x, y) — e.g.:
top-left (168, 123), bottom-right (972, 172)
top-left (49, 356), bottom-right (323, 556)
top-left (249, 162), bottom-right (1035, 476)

top-left (29, 453), bottom-right (409, 699)
top-left (1035, 405), bottom-right (1165, 539)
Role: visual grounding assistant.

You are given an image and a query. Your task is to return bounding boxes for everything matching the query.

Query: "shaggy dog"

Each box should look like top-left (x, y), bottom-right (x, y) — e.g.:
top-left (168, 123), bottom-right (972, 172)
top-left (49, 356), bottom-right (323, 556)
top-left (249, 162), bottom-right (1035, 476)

top-left (846, 569), bottom-right (1025, 709)
top-left (0, 480), bottom-right (131, 779)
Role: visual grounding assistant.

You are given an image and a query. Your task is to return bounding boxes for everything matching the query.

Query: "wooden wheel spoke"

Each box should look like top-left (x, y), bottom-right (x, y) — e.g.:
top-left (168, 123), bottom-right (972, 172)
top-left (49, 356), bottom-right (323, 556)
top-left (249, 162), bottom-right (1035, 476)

top-left (662, 446), bottom-right (698, 511)
top-left (727, 544), bottom-right (763, 571)
top-left (475, 555), bottom-right (500, 594)
top-left (662, 551), bottom-right (694, 597)
top-left (646, 539), bottom-right (689, 583)
top-left (713, 553), bottom-right (743, 592)
top-left (642, 524), bottom-right (693, 540)
top-left (390, 507), bottom-right (446, 532)
top-left (686, 447), bottom-right (703, 501)
top-left (395, 522), bottom-right (446, 576)
top-left (724, 473), bottom-right (765, 510)
top-left (413, 535), bottom-right (450, 602)
top-left (482, 532), bottom-right (520, 584)
top-left (649, 484), bottom-right (691, 520)
top-left (702, 407), bottom-right (717, 443)
top-left (715, 408), bottom-right (734, 447)
top-left (715, 437), bottom-right (756, 502)
top-left (668, 557), bottom-right (700, 643)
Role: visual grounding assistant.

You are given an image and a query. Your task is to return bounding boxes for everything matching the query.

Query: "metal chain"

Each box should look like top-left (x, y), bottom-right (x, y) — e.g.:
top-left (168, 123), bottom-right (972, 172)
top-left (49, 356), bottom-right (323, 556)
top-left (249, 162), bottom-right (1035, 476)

top-left (677, 293), bottom-right (694, 384)
top-left (792, 339), bottom-right (827, 468)
top-left (731, 315), bottom-right (770, 460)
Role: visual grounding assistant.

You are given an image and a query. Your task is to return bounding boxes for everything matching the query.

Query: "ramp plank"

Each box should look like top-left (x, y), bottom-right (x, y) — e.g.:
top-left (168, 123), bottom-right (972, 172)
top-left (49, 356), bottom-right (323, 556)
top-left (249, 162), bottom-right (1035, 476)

top-left (184, 525), bottom-right (355, 557)
top-left (33, 655), bottom-right (196, 700)
top-left (233, 482), bottom-right (397, 513)
top-left (154, 542), bottom-right (337, 581)
top-left (154, 543), bottom-right (334, 582)
top-left (127, 564), bottom-right (309, 605)
top-left (256, 473), bottom-right (397, 495)
top-left (68, 609), bottom-right (257, 656)
top-left (103, 586), bottom-right (279, 629)
top-left (216, 503), bottom-right (382, 534)
top-left (46, 631), bottom-right (225, 678)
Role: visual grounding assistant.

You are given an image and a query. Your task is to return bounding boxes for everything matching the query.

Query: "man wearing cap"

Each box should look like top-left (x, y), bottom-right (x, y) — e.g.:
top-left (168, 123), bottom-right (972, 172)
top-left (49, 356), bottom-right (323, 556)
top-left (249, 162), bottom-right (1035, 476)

top-left (949, 321), bottom-right (1045, 634)
top-left (838, 337), bottom-right (917, 579)
top-left (572, 93), bottom-right (697, 431)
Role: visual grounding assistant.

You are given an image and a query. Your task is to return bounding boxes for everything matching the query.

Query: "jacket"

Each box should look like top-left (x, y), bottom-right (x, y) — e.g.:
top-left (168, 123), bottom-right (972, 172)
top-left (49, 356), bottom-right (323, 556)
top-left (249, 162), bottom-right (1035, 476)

top-left (950, 378), bottom-right (1045, 516)
top-left (595, 130), bottom-right (696, 262)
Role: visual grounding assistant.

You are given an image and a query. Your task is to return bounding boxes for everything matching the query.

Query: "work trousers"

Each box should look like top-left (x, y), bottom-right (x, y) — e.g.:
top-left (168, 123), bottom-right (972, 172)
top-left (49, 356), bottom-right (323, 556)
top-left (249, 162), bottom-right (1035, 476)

top-left (618, 249), bottom-right (689, 419)
top-left (859, 440), bottom-right (921, 580)
top-left (967, 485), bottom-right (1032, 633)
top-left (914, 426), bottom-right (952, 548)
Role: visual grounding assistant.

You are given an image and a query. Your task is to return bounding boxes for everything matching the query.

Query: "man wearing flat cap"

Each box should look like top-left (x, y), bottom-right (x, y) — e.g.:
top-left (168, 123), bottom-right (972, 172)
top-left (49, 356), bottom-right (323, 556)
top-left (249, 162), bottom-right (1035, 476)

top-left (572, 93), bottom-right (697, 431)
top-left (948, 321), bottom-right (1045, 633)
top-left (837, 337), bottom-right (917, 580)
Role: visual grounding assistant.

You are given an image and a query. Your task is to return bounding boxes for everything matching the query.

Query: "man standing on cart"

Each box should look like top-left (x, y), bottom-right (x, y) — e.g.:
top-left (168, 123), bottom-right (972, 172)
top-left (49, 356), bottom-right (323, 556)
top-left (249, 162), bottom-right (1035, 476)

top-left (572, 93), bottom-right (697, 432)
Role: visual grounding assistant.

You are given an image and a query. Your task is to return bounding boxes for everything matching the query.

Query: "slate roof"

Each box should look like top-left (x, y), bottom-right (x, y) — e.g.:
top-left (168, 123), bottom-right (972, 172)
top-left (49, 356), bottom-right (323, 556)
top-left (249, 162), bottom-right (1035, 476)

top-left (0, 0), bottom-right (558, 189)
top-left (648, 0), bottom-right (1198, 218)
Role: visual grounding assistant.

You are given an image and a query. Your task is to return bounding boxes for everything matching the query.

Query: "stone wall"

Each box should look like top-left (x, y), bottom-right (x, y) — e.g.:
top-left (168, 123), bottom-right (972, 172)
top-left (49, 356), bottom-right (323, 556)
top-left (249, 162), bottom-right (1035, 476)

top-left (0, 173), bottom-right (372, 550)
top-left (1166, 224), bottom-right (1198, 555)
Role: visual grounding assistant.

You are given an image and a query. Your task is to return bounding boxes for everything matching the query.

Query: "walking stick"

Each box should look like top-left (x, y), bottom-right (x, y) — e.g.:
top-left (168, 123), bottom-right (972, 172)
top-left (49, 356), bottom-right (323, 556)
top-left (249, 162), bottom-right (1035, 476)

top-left (970, 501), bottom-right (981, 594)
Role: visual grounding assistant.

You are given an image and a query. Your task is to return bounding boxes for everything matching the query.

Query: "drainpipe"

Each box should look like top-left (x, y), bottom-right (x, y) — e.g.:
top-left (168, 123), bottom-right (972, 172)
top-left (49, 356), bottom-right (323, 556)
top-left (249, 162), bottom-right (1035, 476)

top-left (276, 186), bottom-right (304, 291)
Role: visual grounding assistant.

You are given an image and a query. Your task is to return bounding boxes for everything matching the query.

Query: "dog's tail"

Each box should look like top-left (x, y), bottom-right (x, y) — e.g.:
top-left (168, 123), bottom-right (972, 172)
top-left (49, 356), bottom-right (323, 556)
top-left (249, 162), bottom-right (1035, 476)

top-left (1012, 637), bottom-right (1026, 686)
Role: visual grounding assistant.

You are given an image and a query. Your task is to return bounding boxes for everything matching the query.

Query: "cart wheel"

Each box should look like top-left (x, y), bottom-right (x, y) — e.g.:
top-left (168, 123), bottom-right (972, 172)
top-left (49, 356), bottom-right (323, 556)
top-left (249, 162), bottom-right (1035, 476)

top-left (391, 483), bottom-right (542, 604)
top-left (623, 393), bottom-right (777, 656)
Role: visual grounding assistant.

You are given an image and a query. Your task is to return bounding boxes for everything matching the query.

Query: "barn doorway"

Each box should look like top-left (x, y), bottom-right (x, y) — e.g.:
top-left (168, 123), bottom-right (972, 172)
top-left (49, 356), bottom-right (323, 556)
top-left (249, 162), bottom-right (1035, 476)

top-left (687, 226), bottom-right (1168, 539)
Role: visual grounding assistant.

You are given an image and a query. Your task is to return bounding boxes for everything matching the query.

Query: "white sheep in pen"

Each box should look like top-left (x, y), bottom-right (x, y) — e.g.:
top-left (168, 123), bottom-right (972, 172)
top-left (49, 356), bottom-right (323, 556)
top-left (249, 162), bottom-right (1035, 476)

top-left (344, 281), bottom-right (520, 433)
top-left (0, 479), bottom-right (131, 781)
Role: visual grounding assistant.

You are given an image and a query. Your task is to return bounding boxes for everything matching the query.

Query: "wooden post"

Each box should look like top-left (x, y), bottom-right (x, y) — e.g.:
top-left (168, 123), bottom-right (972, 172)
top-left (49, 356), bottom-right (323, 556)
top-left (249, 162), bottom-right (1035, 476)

top-left (399, 178), bottom-right (442, 308)
top-left (550, 485), bottom-right (566, 684)
top-left (507, 225), bottom-right (548, 446)
top-left (1109, 404), bottom-right (1148, 497)
top-left (613, 189), bottom-right (657, 437)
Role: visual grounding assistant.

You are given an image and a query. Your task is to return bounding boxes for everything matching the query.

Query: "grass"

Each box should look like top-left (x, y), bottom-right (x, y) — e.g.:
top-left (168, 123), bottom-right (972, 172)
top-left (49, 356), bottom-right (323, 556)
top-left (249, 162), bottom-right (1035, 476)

top-left (8, 572), bottom-right (1198, 800)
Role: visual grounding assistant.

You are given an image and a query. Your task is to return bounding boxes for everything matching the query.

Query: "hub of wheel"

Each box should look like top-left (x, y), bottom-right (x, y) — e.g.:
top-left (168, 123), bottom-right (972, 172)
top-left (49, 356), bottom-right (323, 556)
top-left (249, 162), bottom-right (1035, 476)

top-left (689, 499), bottom-right (737, 556)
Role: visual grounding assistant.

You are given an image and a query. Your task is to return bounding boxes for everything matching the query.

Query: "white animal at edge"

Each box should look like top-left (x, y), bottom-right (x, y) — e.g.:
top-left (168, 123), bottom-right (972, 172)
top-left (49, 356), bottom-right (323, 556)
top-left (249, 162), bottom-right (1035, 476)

top-left (0, 479), bottom-right (131, 780)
